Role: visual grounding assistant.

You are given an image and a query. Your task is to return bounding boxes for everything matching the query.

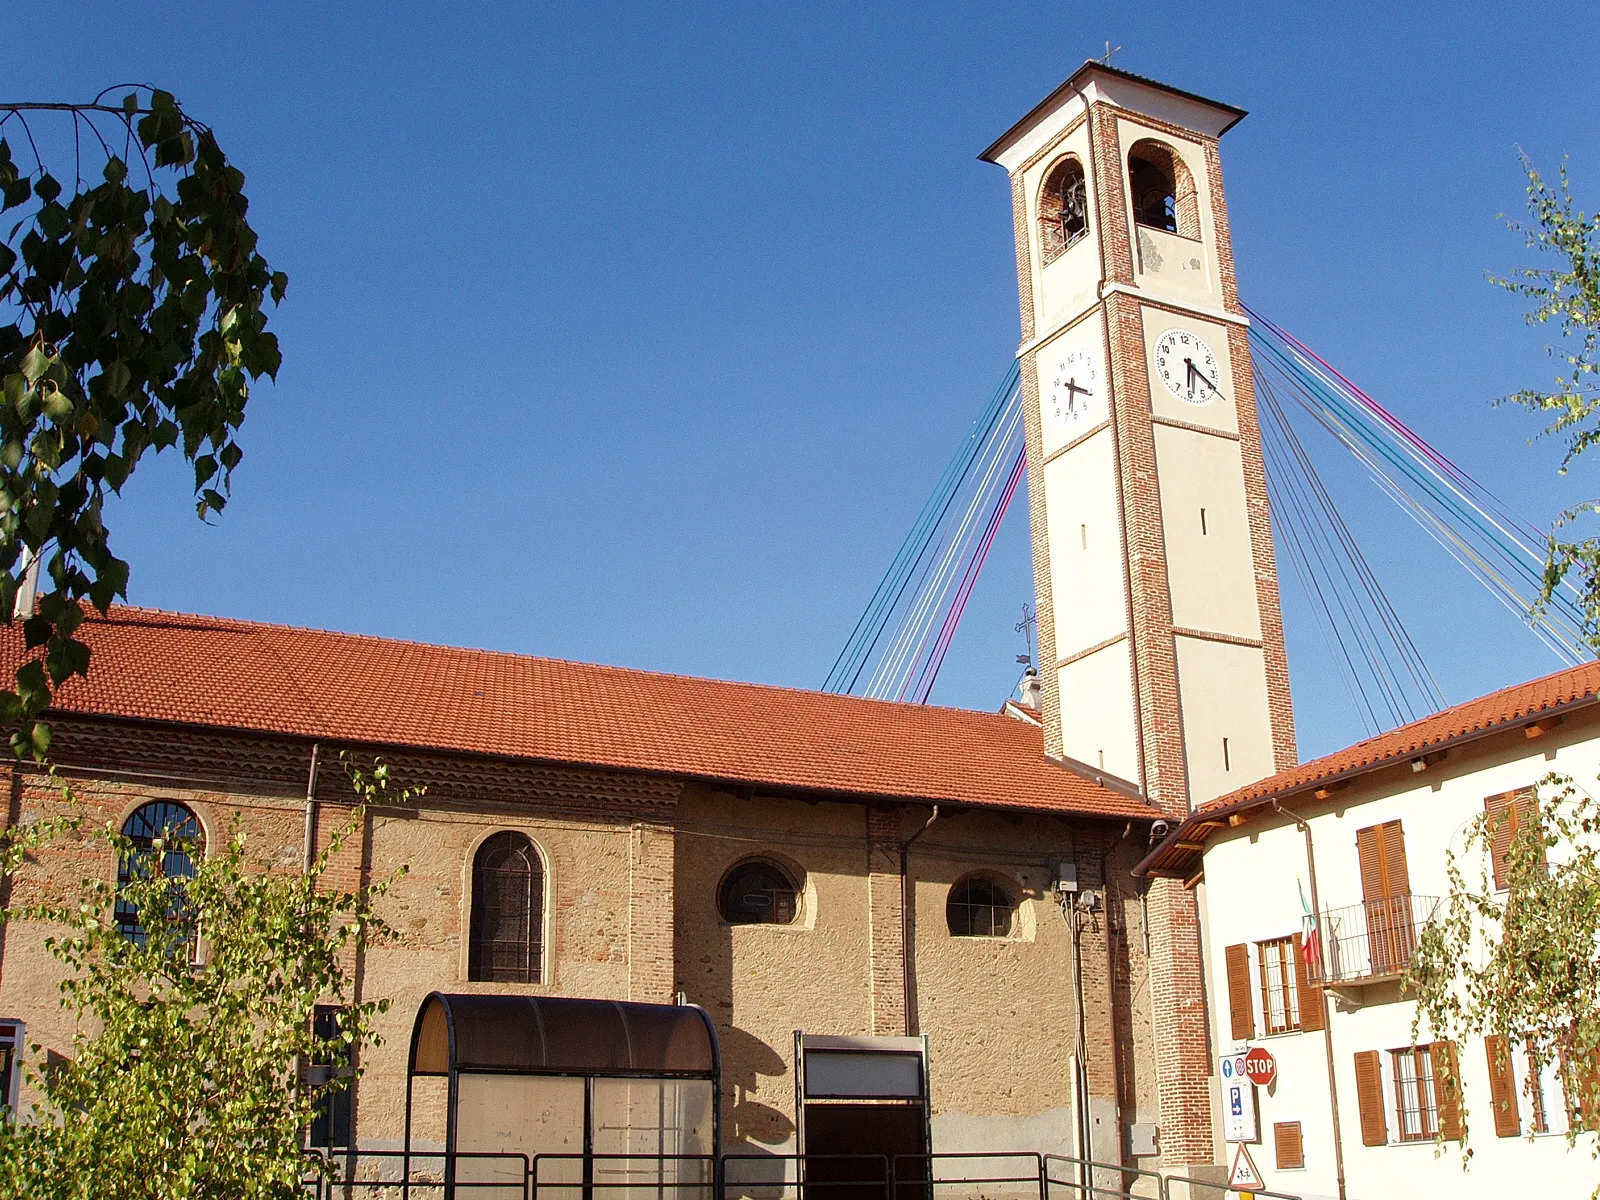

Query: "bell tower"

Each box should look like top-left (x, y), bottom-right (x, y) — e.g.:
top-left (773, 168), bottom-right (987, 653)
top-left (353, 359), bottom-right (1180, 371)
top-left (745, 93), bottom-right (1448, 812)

top-left (981, 63), bottom-right (1297, 1166)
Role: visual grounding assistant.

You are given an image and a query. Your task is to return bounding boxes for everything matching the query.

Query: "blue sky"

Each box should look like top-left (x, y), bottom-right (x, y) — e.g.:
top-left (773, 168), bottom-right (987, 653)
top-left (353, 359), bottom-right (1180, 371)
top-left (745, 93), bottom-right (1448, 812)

top-left (14, 1), bottom-right (1600, 759)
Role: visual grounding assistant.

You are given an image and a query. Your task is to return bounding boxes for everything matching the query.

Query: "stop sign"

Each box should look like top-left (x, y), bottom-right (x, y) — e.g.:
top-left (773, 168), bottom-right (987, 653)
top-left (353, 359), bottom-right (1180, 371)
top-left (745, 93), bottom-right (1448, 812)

top-left (1243, 1046), bottom-right (1277, 1087)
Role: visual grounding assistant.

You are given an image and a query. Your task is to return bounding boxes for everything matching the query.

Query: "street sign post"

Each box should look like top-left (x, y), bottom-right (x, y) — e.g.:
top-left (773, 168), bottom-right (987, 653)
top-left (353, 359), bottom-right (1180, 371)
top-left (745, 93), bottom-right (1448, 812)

top-left (1243, 1046), bottom-right (1277, 1088)
top-left (1229, 1143), bottom-right (1265, 1192)
top-left (1220, 1054), bottom-right (1258, 1143)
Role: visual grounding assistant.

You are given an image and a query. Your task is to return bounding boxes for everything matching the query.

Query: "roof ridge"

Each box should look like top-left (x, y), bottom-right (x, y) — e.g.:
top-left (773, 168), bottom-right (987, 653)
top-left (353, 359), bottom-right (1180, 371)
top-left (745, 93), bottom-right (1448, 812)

top-left (95, 604), bottom-right (1021, 725)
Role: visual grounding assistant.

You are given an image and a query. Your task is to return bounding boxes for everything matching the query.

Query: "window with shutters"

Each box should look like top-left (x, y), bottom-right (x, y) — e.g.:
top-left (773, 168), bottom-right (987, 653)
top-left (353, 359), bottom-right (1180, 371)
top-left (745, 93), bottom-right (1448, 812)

top-left (1257, 937), bottom-right (1301, 1034)
top-left (1484, 788), bottom-right (1546, 891)
top-left (1391, 1046), bottom-right (1439, 1141)
top-left (468, 831), bottom-right (545, 982)
top-left (1272, 1121), bottom-right (1304, 1170)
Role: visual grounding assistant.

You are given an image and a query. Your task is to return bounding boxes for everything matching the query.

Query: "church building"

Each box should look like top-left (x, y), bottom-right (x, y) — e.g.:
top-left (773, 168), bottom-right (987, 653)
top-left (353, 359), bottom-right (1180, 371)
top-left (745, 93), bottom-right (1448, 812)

top-left (0, 61), bottom-right (1302, 1186)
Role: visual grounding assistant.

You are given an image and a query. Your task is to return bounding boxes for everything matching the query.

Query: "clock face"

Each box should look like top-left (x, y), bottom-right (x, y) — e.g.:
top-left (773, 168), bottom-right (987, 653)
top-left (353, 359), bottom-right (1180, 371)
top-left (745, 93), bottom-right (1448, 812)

top-left (1046, 345), bottom-right (1101, 430)
top-left (1154, 328), bottom-right (1222, 406)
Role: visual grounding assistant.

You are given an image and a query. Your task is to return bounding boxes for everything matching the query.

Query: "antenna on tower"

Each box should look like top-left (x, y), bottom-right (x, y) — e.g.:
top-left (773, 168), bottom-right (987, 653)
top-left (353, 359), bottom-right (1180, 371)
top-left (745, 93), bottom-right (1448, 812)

top-left (1099, 41), bottom-right (1123, 66)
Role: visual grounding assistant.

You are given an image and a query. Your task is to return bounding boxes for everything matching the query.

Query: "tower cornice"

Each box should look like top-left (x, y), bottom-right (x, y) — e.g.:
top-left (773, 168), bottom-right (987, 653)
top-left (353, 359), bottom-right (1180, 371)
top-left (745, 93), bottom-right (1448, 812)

top-left (980, 61), bottom-right (1247, 172)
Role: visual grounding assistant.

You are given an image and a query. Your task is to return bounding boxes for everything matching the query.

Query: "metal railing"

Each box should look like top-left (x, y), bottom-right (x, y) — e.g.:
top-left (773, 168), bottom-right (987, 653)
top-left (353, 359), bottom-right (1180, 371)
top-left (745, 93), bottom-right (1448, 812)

top-left (303, 1150), bottom-right (532, 1199)
top-left (1303, 893), bottom-right (1438, 986)
top-left (300, 1150), bottom-right (1304, 1200)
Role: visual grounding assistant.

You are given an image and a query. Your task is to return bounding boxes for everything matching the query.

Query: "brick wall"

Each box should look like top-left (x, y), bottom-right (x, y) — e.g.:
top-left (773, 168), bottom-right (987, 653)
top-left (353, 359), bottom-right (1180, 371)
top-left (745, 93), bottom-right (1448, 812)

top-left (628, 819), bottom-right (676, 1002)
top-left (866, 805), bottom-right (906, 1036)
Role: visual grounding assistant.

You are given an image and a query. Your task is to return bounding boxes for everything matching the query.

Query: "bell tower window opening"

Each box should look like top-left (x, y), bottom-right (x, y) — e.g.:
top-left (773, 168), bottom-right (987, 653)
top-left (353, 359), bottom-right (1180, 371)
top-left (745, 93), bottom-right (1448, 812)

top-left (469, 831), bottom-right (545, 982)
top-left (1038, 156), bottom-right (1089, 265)
top-left (1127, 139), bottom-right (1199, 239)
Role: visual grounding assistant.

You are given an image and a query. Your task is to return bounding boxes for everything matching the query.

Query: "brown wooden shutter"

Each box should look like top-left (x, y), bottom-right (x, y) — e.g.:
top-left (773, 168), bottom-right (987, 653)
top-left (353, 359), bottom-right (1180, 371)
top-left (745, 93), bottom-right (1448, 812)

top-left (1293, 932), bottom-right (1325, 1032)
top-left (1431, 1040), bottom-right (1464, 1140)
top-left (1357, 819), bottom-right (1411, 899)
top-left (1359, 820), bottom-right (1414, 976)
top-left (1485, 788), bottom-right (1545, 890)
top-left (1484, 1034), bottom-right (1521, 1137)
top-left (1226, 943), bottom-right (1254, 1040)
top-left (1273, 1121), bottom-right (1305, 1170)
top-left (1353, 1050), bottom-right (1388, 1146)
top-left (1567, 1021), bottom-right (1600, 1130)
top-left (1381, 820), bottom-right (1411, 895)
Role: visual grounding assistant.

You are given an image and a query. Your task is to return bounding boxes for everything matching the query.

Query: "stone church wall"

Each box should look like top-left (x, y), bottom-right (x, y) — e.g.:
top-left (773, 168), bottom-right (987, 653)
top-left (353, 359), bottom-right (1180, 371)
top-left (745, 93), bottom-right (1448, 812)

top-left (0, 716), bottom-right (1151, 1162)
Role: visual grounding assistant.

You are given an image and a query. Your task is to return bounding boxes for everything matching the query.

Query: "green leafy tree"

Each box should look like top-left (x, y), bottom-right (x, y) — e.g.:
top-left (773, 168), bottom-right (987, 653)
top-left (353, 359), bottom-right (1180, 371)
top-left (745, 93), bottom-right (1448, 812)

top-left (1410, 774), bottom-right (1600, 1163)
top-left (1410, 158), bottom-right (1600, 1173)
top-left (0, 88), bottom-right (285, 758)
top-left (0, 761), bottom-right (413, 1200)
top-left (1495, 155), bottom-right (1600, 649)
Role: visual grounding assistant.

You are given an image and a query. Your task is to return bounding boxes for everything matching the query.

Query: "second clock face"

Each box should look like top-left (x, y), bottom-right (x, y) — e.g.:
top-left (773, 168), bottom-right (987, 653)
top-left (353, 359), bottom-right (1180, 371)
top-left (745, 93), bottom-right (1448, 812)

top-left (1046, 345), bottom-right (1101, 431)
top-left (1154, 328), bottom-right (1222, 406)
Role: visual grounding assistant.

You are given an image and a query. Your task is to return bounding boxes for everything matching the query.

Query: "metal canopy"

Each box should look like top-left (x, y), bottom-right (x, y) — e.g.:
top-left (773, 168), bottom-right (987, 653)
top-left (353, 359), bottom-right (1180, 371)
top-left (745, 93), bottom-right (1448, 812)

top-left (409, 992), bottom-right (718, 1078)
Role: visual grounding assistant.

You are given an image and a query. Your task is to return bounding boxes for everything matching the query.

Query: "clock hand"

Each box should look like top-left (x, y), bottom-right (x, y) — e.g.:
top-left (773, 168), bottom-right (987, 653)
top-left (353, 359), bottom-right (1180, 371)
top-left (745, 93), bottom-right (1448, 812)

top-left (1184, 357), bottom-right (1221, 395)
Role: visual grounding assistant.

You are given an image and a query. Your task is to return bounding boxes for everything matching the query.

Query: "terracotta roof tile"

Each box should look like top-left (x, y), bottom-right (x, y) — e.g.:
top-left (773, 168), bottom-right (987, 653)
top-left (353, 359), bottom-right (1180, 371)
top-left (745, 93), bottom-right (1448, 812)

top-left (1135, 656), bottom-right (1600, 877)
top-left (15, 607), bottom-right (1155, 821)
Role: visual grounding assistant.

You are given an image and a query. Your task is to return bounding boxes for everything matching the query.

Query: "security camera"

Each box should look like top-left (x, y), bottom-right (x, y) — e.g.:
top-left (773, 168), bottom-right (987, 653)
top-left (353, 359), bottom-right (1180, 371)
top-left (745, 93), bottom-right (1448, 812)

top-left (1149, 820), bottom-right (1172, 844)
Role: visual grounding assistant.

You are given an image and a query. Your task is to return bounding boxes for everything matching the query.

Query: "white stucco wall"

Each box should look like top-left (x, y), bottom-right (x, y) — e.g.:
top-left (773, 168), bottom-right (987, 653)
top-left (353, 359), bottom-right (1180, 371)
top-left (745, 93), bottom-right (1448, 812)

top-left (1197, 709), bottom-right (1600, 1199)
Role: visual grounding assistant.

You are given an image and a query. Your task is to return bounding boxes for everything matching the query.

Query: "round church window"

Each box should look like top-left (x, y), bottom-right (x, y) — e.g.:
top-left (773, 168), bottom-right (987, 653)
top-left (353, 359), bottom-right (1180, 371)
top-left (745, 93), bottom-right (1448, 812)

top-left (947, 875), bottom-right (1015, 938)
top-left (718, 859), bottom-right (800, 925)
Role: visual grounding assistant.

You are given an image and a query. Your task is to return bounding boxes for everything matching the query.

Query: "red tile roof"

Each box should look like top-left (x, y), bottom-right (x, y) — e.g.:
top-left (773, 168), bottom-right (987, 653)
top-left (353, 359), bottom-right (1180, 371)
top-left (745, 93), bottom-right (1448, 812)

top-left (1136, 656), bottom-right (1600, 877)
top-left (17, 607), bottom-right (1155, 821)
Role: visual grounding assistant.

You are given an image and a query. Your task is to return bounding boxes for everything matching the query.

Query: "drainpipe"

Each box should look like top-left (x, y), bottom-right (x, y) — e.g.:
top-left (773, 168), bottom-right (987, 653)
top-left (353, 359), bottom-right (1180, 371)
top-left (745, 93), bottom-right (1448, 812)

top-left (900, 805), bottom-right (940, 1036)
top-left (1066, 891), bottom-right (1092, 1186)
top-left (1271, 799), bottom-right (1347, 1200)
top-left (1098, 824), bottom-right (1133, 1162)
top-left (302, 743), bottom-right (321, 872)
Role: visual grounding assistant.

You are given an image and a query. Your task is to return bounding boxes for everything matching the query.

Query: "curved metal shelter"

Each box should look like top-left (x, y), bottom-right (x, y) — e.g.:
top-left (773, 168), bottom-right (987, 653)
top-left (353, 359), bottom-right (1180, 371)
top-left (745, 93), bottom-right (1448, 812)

top-left (406, 993), bottom-right (721, 1199)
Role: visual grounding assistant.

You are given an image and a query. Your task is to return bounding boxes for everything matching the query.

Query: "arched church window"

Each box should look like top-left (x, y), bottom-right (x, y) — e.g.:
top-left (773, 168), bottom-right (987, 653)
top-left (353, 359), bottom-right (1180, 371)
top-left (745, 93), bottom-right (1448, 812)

top-left (1039, 156), bottom-right (1089, 263)
top-left (469, 831), bottom-right (545, 982)
top-left (115, 800), bottom-right (203, 947)
top-left (718, 859), bottom-right (800, 925)
top-left (946, 874), bottom-right (1015, 938)
top-left (1127, 139), bottom-right (1199, 238)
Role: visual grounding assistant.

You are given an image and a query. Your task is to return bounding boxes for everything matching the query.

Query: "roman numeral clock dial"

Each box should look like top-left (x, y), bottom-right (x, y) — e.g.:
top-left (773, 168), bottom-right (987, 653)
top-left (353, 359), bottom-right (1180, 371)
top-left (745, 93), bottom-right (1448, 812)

top-left (1046, 345), bottom-right (1101, 433)
top-left (1154, 328), bottom-right (1222, 406)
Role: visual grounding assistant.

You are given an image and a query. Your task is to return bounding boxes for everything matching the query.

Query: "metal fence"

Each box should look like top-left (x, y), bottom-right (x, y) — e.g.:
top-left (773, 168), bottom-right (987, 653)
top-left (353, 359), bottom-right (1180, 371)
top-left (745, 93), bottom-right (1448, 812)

top-left (1304, 893), bottom-right (1438, 985)
top-left (303, 1151), bottom-right (1302, 1200)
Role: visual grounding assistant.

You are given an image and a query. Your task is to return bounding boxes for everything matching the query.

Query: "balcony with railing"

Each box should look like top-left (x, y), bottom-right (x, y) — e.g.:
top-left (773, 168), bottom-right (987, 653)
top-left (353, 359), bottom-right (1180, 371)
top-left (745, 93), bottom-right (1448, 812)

top-left (1302, 894), bottom-right (1439, 988)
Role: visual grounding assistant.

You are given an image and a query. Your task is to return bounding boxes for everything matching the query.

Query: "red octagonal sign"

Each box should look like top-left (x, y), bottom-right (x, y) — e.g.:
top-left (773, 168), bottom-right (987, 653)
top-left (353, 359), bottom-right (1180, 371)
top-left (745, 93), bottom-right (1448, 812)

top-left (1243, 1047), bottom-right (1277, 1088)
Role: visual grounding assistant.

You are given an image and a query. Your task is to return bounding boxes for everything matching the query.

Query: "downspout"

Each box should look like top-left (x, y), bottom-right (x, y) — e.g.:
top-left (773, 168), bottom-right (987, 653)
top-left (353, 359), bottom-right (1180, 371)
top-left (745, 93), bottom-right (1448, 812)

top-left (302, 743), bottom-right (321, 872)
top-left (1271, 799), bottom-right (1347, 1200)
top-left (1066, 891), bottom-right (1091, 1185)
top-left (900, 805), bottom-right (940, 1035)
top-left (1097, 823), bottom-right (1133, 1162)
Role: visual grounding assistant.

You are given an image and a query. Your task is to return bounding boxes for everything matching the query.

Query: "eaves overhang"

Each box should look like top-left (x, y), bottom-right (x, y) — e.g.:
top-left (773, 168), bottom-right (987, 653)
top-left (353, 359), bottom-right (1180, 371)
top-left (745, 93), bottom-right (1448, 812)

top-left (1133, 689), bottom-right (1600, 882)
top-left (979, 60), bottom-right (1246, 167)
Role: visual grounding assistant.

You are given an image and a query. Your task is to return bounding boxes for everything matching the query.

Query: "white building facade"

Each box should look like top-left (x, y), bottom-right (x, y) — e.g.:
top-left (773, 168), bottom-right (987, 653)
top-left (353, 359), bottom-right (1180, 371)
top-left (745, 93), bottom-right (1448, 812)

top-left (1139, 660), bottom-right (1600, 1200)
